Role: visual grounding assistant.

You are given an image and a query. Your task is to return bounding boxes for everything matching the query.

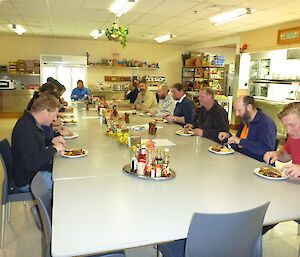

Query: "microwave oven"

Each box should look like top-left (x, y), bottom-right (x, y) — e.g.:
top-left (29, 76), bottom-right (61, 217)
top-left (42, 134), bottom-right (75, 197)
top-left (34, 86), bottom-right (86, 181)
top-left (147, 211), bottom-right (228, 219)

top-left (0, 80), bottom-right (15, 89)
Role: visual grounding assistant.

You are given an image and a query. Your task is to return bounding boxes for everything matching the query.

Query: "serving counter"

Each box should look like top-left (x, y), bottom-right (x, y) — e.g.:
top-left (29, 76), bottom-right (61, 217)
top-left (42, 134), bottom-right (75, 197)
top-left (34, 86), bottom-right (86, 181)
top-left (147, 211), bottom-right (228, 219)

top-left (52, 105), bottom-right (300, 257)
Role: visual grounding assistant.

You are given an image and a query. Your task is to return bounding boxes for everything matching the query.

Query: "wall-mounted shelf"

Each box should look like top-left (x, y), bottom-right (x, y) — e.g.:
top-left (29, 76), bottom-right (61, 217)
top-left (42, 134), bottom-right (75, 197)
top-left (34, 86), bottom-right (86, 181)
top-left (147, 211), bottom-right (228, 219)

top-left (88, 65), bottom-right (158, 70)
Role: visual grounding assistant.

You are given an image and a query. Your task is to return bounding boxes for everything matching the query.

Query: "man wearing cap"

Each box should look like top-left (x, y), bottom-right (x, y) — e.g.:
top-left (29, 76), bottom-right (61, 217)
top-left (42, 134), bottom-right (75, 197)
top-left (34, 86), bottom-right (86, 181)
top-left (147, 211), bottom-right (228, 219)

top-left (134, 80), bottom-right (157, 110)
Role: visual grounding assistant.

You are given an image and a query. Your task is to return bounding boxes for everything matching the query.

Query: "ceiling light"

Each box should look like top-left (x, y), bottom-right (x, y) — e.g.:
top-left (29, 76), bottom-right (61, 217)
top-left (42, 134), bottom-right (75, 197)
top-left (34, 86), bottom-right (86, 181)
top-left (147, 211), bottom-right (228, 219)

top-left (90, 29), bottom-right (104, 39)
top-left (210, 8), bottom-right (255, 25)
top-left (110, 0), bottom-right (137, 17)
top-left (154, 34), bottom-right (175, 43)
top-left (8, 24), bottom-right (26, 35)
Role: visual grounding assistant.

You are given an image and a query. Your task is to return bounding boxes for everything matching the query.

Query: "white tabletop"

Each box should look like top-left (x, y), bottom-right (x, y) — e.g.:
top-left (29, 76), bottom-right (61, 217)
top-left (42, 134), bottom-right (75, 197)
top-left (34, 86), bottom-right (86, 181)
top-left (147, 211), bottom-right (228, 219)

top-left (52, 107), bottom-right (300, 257)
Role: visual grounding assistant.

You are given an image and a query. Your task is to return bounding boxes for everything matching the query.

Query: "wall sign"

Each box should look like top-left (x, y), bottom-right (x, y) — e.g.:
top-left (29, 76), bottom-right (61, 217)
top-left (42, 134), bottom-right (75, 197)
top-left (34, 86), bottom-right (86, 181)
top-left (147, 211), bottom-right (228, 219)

top-left (277, 27), bottom-right (300, 45)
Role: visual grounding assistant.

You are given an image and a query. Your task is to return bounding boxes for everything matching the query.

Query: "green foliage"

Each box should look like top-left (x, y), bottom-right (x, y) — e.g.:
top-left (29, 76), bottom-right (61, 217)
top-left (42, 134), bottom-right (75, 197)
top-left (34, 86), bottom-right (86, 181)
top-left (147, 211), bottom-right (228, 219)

top-left (105, 21), bottom-right (129, 48)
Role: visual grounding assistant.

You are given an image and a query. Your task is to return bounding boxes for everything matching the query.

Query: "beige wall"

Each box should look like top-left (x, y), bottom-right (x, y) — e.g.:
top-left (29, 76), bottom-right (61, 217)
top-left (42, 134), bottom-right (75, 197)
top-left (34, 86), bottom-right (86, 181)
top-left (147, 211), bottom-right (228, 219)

top-left (0, 35), bottom-right (184, 88)
top-left (239, 19), bottom-right (300, 53)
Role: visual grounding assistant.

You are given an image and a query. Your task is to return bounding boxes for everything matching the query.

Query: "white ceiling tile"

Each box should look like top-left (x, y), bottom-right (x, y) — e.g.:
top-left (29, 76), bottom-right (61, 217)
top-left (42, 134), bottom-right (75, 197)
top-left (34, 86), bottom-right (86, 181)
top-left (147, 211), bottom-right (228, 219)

top-left (13, 3), bottom-right (49, 17)
top-left (76, 9), bottom-right (112, 22)
top-left (82, 0), bottom-right (112, 10)
top-left (0, 0), bottom-right (299, 45)
top-left (149, 0), bottom-right (200, 16)
top-left (0, 2), bottom-right (18, 15)
top-left (132, 14), bottom-right (169, 26)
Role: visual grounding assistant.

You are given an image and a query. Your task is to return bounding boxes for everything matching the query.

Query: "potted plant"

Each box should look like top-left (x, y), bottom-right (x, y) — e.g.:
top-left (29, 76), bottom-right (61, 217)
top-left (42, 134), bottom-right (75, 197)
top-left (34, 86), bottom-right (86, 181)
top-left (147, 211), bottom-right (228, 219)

top-left (105, 21), bottom-right (129, 48)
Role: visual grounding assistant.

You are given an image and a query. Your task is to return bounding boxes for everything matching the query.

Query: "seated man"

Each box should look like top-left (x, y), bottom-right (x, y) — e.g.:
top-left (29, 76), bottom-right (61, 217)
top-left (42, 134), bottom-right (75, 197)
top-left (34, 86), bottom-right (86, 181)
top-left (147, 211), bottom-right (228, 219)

top-left (165, 83), bottom-right (195, 125)
top-left (125, 80), bottom-right (139, 104)
top-left (147, 84), bottom-right (176, 117)
top-left (12, 94), bottom-right (66, 192)
top-left (134, 81), bottom-right (157, 110)
top-left (218, 95), bottom-right (277, 162)
top-left (71, 80), bottom-right (90, 100)
top-left (185, 87), bottom-right (229, 142)
top-left (264, 102), bottom-right (300, 178)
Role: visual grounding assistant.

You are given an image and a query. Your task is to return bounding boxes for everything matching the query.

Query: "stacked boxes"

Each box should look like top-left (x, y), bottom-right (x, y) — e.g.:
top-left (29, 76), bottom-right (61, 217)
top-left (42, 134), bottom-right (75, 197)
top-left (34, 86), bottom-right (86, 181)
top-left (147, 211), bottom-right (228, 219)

top-left (8, 60), bottom-right (40, 74)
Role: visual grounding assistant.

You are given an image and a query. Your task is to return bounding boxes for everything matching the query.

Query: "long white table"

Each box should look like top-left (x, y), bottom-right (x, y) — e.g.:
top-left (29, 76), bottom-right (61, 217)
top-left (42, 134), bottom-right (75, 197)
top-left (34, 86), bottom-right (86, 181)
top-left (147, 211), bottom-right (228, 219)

top-left (52, 107), bottom-right (300, 257)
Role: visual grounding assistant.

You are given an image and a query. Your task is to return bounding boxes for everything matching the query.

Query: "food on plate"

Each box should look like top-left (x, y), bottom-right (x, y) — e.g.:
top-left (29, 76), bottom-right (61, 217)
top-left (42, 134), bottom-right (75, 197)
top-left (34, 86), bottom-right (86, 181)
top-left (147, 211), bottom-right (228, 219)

top-left (63, 149), bottom-right (85, 156)
top-left (211, 145), bottom-right (232, 152)
top-left (62, 119), bottom-right (77, 124)
top-left (153, 118), bottom-right (167, 123)
top-left (176, 130), bottom-right (194, 135)
top-left (258, 166), bottom-right (284, 178)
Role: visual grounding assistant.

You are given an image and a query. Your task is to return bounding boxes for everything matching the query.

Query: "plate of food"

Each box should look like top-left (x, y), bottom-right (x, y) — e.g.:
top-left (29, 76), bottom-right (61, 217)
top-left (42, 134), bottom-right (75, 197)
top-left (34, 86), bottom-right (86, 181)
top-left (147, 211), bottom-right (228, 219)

top-left (63, 133), bottom-right (79, 139)
top-left (61, 148), bottom-right (88, 158)
top-left (176, 130), bottom-right (194, 136)
top-left (62, 119), bottom-right (77, 125)
top-left (208, 145), bottom-right (234, 154)
top-left (253, 166), bottom-right (289, 180)
top-left (139, 112), bottom-right (153, 117)
top-left (153, 118), bottom-right (168, 123)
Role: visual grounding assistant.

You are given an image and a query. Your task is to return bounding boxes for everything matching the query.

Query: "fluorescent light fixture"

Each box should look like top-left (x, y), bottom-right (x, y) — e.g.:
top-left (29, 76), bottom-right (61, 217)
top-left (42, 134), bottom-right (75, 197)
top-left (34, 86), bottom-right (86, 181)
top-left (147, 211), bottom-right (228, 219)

top-left (110, 0), bottom-right (137, 17)
top-left (90, 29), bottom-right (104, 39)
top-left (154, 34), bottom-right (175, 43)
top-left (210, 8), bottom-right (254, 25)
top-left (8, 24), bottom-right (26, 35)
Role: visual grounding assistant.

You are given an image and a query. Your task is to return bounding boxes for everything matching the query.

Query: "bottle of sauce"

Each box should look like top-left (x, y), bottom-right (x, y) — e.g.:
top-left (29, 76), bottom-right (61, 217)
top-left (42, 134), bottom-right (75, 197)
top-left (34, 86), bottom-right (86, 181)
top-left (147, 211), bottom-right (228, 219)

top-left (155, 148), bottom-right (162, 177)
top-left (130, 146), bottom-right (138, 172)
top-left (162, 148), bottom-right (170, 176)
top-left (137, 145), bottom-right (147, 176)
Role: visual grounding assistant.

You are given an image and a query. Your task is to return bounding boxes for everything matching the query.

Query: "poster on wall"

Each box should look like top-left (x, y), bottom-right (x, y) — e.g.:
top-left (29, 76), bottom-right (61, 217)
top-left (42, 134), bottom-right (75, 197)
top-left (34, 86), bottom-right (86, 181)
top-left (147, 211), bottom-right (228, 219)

top-left (277, 27), bottom-right (300, 45)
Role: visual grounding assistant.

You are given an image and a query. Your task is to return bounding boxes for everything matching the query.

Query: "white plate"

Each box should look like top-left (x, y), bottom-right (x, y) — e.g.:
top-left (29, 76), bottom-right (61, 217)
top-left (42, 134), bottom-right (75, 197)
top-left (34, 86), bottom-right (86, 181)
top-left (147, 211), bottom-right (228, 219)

top-left (153, 118), bottom-right (168, 123)
top-left (176, 130), bottom-right (194, 136)
top-left (61, 149), bottom-right (88, 158)
top-left (253, 167), bottom-right (289, 180)
top-left (208, 146), bottom-right (235, 155)
top-left (63, 133), bottom-right (79, 139)
top-left (62, 121), bottom-right (77, 126)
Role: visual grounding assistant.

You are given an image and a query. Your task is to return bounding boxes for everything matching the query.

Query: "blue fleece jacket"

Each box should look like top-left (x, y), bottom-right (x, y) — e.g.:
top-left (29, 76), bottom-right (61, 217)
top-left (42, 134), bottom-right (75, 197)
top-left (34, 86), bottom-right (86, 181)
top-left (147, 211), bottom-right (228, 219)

top-left (233, 110), bottom-right (277, 162)
top-left (173, 96), bottom-right (195, 125)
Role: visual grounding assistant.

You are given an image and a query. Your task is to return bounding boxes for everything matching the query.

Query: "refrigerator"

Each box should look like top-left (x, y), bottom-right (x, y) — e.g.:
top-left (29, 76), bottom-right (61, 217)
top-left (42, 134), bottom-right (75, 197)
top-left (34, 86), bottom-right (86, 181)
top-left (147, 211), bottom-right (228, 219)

top-left (40, 55), bottom-right (87, 101)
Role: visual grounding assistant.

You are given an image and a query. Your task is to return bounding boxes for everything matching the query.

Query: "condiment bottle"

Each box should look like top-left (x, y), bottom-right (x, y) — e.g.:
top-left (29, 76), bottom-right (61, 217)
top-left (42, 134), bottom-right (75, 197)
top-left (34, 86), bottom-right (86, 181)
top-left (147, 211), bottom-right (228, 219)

top-left (130, 146), bottom-right (137, 172)
top-left (137, 145), bottom-right (147, 176)
top-left (162, 148), bottom-right (170, 176)
top-left (155, 148), bottom-right (162, 177)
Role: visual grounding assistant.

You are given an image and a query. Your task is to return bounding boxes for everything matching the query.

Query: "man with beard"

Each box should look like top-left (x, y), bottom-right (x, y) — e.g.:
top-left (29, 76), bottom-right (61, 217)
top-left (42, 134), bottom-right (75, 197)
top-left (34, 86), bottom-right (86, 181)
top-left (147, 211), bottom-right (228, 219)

top-left (184, 87), bottom-right (229, 142)
top-left (134, 81), bottom-right (157, 110)
top-left (218, 95), bottom-right (276, 162)
top-left (145, 84), bottom-right (176, 117)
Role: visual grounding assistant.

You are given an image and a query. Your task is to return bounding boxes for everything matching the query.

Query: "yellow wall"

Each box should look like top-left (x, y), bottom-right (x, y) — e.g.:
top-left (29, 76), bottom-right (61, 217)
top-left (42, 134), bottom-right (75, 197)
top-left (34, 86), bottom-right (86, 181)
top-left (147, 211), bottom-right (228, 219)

top-left (240, 19), bottom-right (300, 53)
top-left (0, 35), bottom-right (184, 87)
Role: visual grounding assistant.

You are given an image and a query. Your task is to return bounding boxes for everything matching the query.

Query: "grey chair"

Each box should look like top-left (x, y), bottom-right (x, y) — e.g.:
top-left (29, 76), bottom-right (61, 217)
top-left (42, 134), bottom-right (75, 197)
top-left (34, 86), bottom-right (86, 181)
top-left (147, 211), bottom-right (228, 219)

top-left (0, 139), bottom-right (34, 248)
top-left (157, 202), bottom-right (270, 257)
top-left (31, 172), bottom-right (126, 257)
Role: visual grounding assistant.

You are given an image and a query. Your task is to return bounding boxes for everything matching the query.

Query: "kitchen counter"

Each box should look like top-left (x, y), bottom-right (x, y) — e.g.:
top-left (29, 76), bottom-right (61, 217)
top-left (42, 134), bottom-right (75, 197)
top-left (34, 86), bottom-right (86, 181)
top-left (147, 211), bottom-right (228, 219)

top-left (91, 89), bottom-right (124, 100)
top-left (0, 89), bottom-right (35, 114)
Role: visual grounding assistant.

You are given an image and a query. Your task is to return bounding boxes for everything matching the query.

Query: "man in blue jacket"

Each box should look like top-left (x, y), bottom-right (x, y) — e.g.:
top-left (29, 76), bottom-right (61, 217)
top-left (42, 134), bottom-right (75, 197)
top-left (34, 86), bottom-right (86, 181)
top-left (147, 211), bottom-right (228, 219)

top-left (165, 83), bottom-right (195, 125)
top-left (71, 80), bottom-right (90, 100)
top-left (218, 95), bottom-right (277, 162)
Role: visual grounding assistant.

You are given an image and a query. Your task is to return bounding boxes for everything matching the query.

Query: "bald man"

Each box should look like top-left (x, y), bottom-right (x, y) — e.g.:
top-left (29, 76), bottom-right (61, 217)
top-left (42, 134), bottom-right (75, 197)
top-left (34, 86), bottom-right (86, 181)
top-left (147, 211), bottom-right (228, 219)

top-left (219, 95), bottom-right (277, 162)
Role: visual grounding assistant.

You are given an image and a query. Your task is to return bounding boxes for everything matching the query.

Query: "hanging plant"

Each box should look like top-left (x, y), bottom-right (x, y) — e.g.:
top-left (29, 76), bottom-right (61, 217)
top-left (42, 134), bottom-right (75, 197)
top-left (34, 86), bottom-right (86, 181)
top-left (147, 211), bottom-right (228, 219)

top-left (105, 21), bottom-right (129, 48)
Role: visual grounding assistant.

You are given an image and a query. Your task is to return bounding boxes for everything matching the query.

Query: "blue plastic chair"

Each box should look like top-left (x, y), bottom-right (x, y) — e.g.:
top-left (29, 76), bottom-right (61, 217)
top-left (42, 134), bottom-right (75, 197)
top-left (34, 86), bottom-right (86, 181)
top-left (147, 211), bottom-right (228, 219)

top-left (31, 172), bottom-right (126, 257)
top-left (158, 202), bottom-right (270, 257)
top-left (0, 139), bottom-right (34, 248)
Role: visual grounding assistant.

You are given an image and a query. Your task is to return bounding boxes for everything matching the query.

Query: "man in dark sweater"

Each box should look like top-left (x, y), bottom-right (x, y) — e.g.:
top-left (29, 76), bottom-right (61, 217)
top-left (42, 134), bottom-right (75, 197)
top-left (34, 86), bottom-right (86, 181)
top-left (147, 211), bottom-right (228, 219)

top-left (12, 94), bottom-right (66, 192)
top-left (219, 95), bottom-right (277, 162)
top-left (185, 87), bottom-right (229, 142)
top-left (165, 83), bottom-right (195, 125)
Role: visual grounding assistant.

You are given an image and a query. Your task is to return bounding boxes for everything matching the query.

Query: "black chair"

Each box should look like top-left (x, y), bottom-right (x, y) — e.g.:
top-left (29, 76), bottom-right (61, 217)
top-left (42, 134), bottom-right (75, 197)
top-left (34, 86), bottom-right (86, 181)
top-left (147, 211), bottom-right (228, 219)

top-left (31, 172), bottom-right (126, 257)
top-left (0, 139), bottom-right (34, 248)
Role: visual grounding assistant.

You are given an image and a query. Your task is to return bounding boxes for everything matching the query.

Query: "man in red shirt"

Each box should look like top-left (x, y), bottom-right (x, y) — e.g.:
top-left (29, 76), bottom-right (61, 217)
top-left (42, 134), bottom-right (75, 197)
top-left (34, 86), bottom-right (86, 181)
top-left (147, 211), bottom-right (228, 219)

top-left (264, 102), bottom-right (300, 178)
